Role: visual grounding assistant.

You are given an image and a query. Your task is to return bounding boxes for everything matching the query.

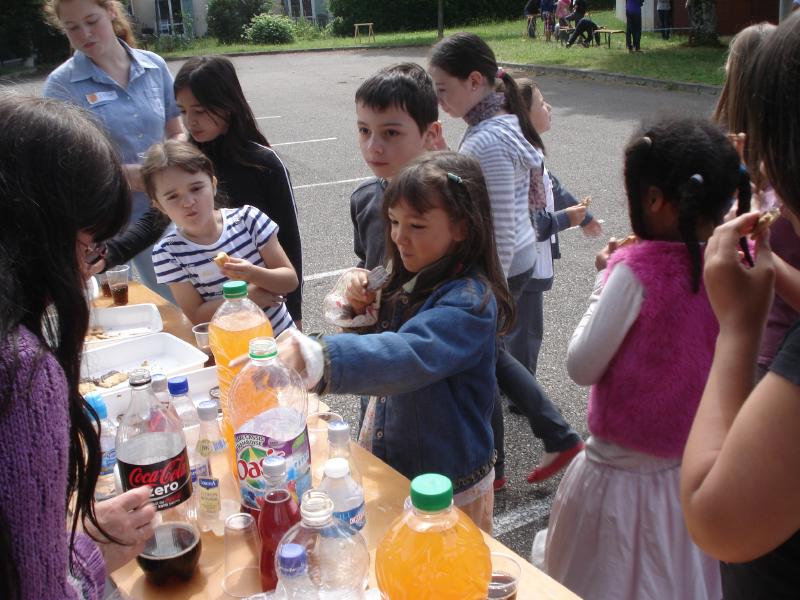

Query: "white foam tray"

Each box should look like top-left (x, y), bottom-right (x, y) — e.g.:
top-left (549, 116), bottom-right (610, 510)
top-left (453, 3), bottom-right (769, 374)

top-left (82, 332), bottom-right (208, 411)
top-left (101, 366), bottom-right (219, 423)
top-left (86, 303), bottom-right (163, 349)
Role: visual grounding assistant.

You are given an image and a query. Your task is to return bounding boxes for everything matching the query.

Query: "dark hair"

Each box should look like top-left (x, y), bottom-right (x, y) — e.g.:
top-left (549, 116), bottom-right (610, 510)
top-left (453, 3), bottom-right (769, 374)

top-left (746, 12), bottom-right (800, 215)
top-left (516, 77), bottom-right (546, 154)
top-left (382, 151), bottom-right (514, 334)
top-left (430, 32), bottom-right (544, 151)
top-left (0, 93), bottom-right (130, 596)
top-left (44, 0), bottom-right (137, 48)
top-left (174, 56), bottom-right (269, 169)
top-left (142, 139), bottom-right (217, 203)
top-left (623, 117), bottom-right (743, 292)
top-left (712, 23), bottom-right (775, 144)
top-left (355, 62), bottom-right (439, 134)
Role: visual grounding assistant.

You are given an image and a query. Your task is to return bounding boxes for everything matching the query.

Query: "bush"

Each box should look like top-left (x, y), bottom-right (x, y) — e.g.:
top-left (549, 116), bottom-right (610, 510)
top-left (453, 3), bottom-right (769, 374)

top-left (292, 17), bottom-right (326, 41)
top-left (244, 14), bottom-right (295, 44)
top-left (151, 34), bottom-right (192, 53)
top-left (208, 0), bottom-right (274, 43)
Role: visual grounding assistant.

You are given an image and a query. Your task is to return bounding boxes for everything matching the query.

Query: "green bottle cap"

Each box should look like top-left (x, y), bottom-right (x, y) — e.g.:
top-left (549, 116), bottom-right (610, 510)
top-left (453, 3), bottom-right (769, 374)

top-left (222, 281), bottom-right (248, 298)
top-left (410, 473), bottom-right (453, 512)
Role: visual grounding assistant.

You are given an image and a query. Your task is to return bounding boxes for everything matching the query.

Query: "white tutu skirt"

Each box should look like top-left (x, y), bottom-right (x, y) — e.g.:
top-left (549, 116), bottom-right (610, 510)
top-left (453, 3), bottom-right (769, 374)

top-left (532, 436), bottom-right (721, 600)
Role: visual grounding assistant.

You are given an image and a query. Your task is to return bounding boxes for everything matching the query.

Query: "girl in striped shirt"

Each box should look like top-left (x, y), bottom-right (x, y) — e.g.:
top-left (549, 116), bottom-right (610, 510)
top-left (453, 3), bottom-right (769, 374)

top-left (145, 140), bottom-right (298, 335)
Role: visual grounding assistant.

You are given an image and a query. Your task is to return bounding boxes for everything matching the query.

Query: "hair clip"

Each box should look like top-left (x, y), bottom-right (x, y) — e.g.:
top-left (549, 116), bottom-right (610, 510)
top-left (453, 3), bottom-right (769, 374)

top-left (739, 163), bottom-right (749, 176)
top-left (641, 136), bottom-right (652, 148)
top-left (689, 174), bottom-right (704, 186)
top-left (446, 172), bottom-right (463, 184)
top-left (496, 68), bottom-right (506, 79)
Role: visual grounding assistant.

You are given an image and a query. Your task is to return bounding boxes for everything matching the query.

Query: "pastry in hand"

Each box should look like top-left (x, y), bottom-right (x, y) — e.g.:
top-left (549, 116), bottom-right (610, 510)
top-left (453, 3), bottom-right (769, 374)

top-left (579, 196), bottom-right (592, 209)
top-left (750, 208), bottom-right (780, 238)
top-left (213, 251), bottom-right (230, 267)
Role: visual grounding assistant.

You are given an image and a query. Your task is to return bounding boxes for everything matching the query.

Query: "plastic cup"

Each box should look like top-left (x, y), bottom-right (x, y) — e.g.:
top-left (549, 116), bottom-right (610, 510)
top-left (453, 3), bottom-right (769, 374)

top-left (105, 265), bottom-right (130, 306)
top-left (222, 513), bottom-right (262, 598)
top-left (486, 552), bottom-right (521, 600)
top-left (307, 411), bottom-right (343, 485)
top-left (192, 322), bottom-right (215, 366)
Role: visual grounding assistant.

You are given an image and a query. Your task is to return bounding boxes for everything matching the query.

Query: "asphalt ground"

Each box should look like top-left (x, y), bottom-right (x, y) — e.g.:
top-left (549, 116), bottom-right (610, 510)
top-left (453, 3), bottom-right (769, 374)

top-left (12, 47), bottom-right (717, 561)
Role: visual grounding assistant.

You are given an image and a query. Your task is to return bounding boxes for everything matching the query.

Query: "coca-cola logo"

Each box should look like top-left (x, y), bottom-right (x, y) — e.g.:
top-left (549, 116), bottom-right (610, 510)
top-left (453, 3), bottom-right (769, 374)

top-left (127, 456), bottom-right (189, 488)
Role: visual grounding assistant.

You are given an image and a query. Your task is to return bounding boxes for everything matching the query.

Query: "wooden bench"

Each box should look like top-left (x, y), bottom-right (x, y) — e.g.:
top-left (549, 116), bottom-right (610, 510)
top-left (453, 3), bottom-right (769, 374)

top-left (596, 28), bottom-right (625, 48)
top-left (353, 22), bottom-right (376, 43)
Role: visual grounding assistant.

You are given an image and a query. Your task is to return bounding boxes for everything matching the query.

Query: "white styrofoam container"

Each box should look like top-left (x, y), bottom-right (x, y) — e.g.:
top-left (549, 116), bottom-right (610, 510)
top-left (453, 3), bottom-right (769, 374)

top-left (82, 332), bottom-right (207, 405)
top-left (100, 366), bottom-right (219, 422)
top-left (86, 303), bottom-right (163, 349)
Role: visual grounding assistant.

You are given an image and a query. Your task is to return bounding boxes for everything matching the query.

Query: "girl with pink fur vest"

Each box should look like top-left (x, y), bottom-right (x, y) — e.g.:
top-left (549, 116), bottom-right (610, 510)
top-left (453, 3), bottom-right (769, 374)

top-left (532, 117), bottom-right (753, 600)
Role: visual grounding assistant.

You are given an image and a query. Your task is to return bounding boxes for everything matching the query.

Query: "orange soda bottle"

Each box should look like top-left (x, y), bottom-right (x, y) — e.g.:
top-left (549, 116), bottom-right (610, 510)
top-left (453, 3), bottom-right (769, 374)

top-left (208, 281), bottom-right (271, 475)
top-left (376, 473), bottom-right (491, 600)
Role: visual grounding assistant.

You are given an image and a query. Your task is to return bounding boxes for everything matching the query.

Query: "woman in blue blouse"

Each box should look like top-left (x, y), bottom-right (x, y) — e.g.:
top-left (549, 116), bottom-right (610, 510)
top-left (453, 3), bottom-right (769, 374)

top-left (43, 0), bottom-right (182, 300)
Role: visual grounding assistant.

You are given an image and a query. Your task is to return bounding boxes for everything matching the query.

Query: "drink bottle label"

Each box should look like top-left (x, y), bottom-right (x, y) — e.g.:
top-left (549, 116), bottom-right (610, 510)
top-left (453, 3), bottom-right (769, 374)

top-left (334, 501), bottom-right (366, 531)
top-left (198, 477), bottom-right (221, 513)
top-left (196, 437), bottom-right (227, 458)
top-left (234, 427), bottom-right (311, 511)
top-left (118, 448), bottom-right (192, 511)
top-left (100, 449), bottom-right (117, 477)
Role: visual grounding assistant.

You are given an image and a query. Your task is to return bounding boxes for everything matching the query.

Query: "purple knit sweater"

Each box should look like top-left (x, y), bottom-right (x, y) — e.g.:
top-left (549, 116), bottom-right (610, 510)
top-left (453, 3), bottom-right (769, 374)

top-left (588, 241), bottom-right (719, 458)
top-left (0, 326), bottom-right (105, 599)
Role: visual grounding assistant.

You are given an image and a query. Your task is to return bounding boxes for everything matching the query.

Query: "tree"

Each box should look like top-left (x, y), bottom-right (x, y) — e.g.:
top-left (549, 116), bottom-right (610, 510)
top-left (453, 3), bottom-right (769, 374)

top-left (686, 0), bottom-right (719, 46)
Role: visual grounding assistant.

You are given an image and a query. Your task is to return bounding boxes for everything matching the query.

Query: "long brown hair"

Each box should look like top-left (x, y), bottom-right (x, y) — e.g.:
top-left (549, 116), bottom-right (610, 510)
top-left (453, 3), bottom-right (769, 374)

top-left (44, 0), bottom-right (137, 48)
top-left (382, 151), bottom-right (514, 334)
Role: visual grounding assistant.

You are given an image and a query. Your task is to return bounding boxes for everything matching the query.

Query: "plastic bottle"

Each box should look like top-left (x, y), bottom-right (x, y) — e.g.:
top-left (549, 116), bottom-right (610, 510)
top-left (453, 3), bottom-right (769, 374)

top-left (258, 456), bottom-right (300, 591)
top-left (169, 377), bottom-right (207, 521)
top-left (208, 280), bottom-right (272, 472)
top-left (152, 373), bottom-right (179, 427)
top-left (376, 473), bottom-right (491, 600)
top-left (229, 337), bottom-right (311, 515)
top-left (276, 544), bottom-right (318, 599)
top-left (84, 392), bottom-right (118, 501)
top-left (116, 369), bottom-right (201, 584)
top-left (276, 490), bottom-right (369, 599)
top-left (318, 458), bottom-right (366, 532)
top-left (327, 421), bottom-right (362, 487)
top-left (195, 399), bottom-right (228, 535)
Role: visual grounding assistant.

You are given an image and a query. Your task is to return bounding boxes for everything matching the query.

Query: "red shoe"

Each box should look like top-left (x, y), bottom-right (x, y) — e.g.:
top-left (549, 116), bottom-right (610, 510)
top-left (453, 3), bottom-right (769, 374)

top-left (527, 440), bottom-right (585, 483)
top-left (493, 476), bottom-right (508, 492)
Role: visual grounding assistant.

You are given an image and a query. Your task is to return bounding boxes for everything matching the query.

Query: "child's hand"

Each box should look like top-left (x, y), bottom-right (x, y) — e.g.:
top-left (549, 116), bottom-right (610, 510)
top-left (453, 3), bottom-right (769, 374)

top-left (345, 268), bottom-right (376, 314)
top-left (566, 205), bottom-right (587, 227)
top-left (581, 217), bottom-right (603, 238)
top-left (595, 235), bottom-right (636, 271)
top-left (276, 330), bottom-right (307, 378)
top-left (704, 212), bottom-right (775, 333)
top-left (220, 256), bottom-right (255, 282)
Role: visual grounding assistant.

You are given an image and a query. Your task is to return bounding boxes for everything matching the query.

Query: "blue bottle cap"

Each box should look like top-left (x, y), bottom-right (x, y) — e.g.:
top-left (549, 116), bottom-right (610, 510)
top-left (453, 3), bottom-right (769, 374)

top-left (278, 543), bottom-right (307, 576)
top-left (167, 376), bottom-right (189, 395)
top-left (84, 392), bottom-right (107, 421)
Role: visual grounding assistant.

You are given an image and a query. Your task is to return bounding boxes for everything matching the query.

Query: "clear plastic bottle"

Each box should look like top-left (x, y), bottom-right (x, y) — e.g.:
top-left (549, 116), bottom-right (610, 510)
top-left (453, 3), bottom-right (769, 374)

top-left (116, 369), bottom-right (201, 584)
top-left (318, 458), bottom-right (366, 532)
top-left (376, 473), bottom-right (491, 600)
top-left (327, 421), bottom-right (362, 487)
top-left (229, 337), bottom-right (311, 515)
top-left (152, 373), bottom-right (180, 427)
top-left (84, 392), bottom-right (117, 501)
top-left (195, 399), bottom-right (228, 534)
top-left (276, 490), bottom-right (369, 599)
top-left (169, 376), bottom-right (207, 521)
top-left (258, 456), bottom-right (300, 591)
top-left (209, 280), bottom-right (273, 472)
top-left (276, 544), bottom-right (318, 599)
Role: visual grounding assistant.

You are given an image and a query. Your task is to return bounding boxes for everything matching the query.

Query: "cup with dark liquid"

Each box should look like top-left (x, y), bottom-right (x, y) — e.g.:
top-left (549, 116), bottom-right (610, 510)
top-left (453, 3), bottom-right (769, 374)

top-left (97, 273), bottom-right (112, 297)
top-left (137, 521), bottom-right (202, 585)
top-left (106, 265), bottom-right (130, 306)
top-left (486, 552), bottom-right (521, 600)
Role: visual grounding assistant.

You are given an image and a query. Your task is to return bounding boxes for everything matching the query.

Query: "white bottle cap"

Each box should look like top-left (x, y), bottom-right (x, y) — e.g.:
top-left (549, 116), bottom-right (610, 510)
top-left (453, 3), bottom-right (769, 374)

top-left (323, 457), bottom-right (350, 479)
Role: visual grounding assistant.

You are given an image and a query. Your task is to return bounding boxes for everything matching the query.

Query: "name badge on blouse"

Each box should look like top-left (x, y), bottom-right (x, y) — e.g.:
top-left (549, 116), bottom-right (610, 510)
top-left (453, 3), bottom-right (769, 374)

top-left (195, 260), bottom-right (221, 280)
top-left (85, 91), bottom-right (118, 105)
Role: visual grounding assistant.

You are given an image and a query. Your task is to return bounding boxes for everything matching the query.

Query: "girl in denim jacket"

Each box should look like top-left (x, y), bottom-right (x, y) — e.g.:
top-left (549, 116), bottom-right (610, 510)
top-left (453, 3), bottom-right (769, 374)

top-left (279, 152), bottom-right (513, 533)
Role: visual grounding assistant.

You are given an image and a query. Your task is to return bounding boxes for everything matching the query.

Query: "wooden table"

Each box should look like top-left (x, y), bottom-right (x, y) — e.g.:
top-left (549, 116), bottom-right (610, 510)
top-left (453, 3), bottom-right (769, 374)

top-left (108, 287), bottom-right (581, 599)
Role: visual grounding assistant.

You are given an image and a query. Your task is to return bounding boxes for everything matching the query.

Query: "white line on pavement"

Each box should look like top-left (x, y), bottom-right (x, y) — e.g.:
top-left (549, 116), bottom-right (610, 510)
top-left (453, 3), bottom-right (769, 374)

top-left (304, 268), bottom-right (349, 282)
top-left (492, 497), bottom-right (552, 538)
top-left (272, 137), bottom-right (337, 147)
top-left (256, 115), bottom-right (282, 120)
top-left (293, 176), bottom-right (370, 190)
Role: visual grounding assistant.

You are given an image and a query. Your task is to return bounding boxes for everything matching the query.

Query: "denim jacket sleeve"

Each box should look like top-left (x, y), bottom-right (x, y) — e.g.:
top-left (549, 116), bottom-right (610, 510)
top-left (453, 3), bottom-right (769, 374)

top-left (322, 279), bottom-right (497, 397)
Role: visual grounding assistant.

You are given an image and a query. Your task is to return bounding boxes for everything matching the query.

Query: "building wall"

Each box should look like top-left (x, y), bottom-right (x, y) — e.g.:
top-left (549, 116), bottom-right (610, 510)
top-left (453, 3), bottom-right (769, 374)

top-left (617, 0), bottom-right (778, 35)
top-left (192, 0), bottom-right (208, 36)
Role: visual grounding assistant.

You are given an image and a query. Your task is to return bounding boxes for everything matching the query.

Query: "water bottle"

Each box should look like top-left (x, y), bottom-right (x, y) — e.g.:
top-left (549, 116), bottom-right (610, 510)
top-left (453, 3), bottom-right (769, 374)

top-left (152, 372), bottom-right (179, 426)
top-left (169, 377), bottom-right (208, 480)
top-left (318, 458), bottom-right (366, 531)
top-left (276, 490), bottom-right (369, 599)
top-left (230, 337), bottom-right (311, 516)
top-left (195, 399), bottom-right (228, 535)
top-left (276, 544), bottom-right (318, 599)
top-left (327, 421), bottom-right (362, 487)
top-left (85, 392), bottom-right (117, 501)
